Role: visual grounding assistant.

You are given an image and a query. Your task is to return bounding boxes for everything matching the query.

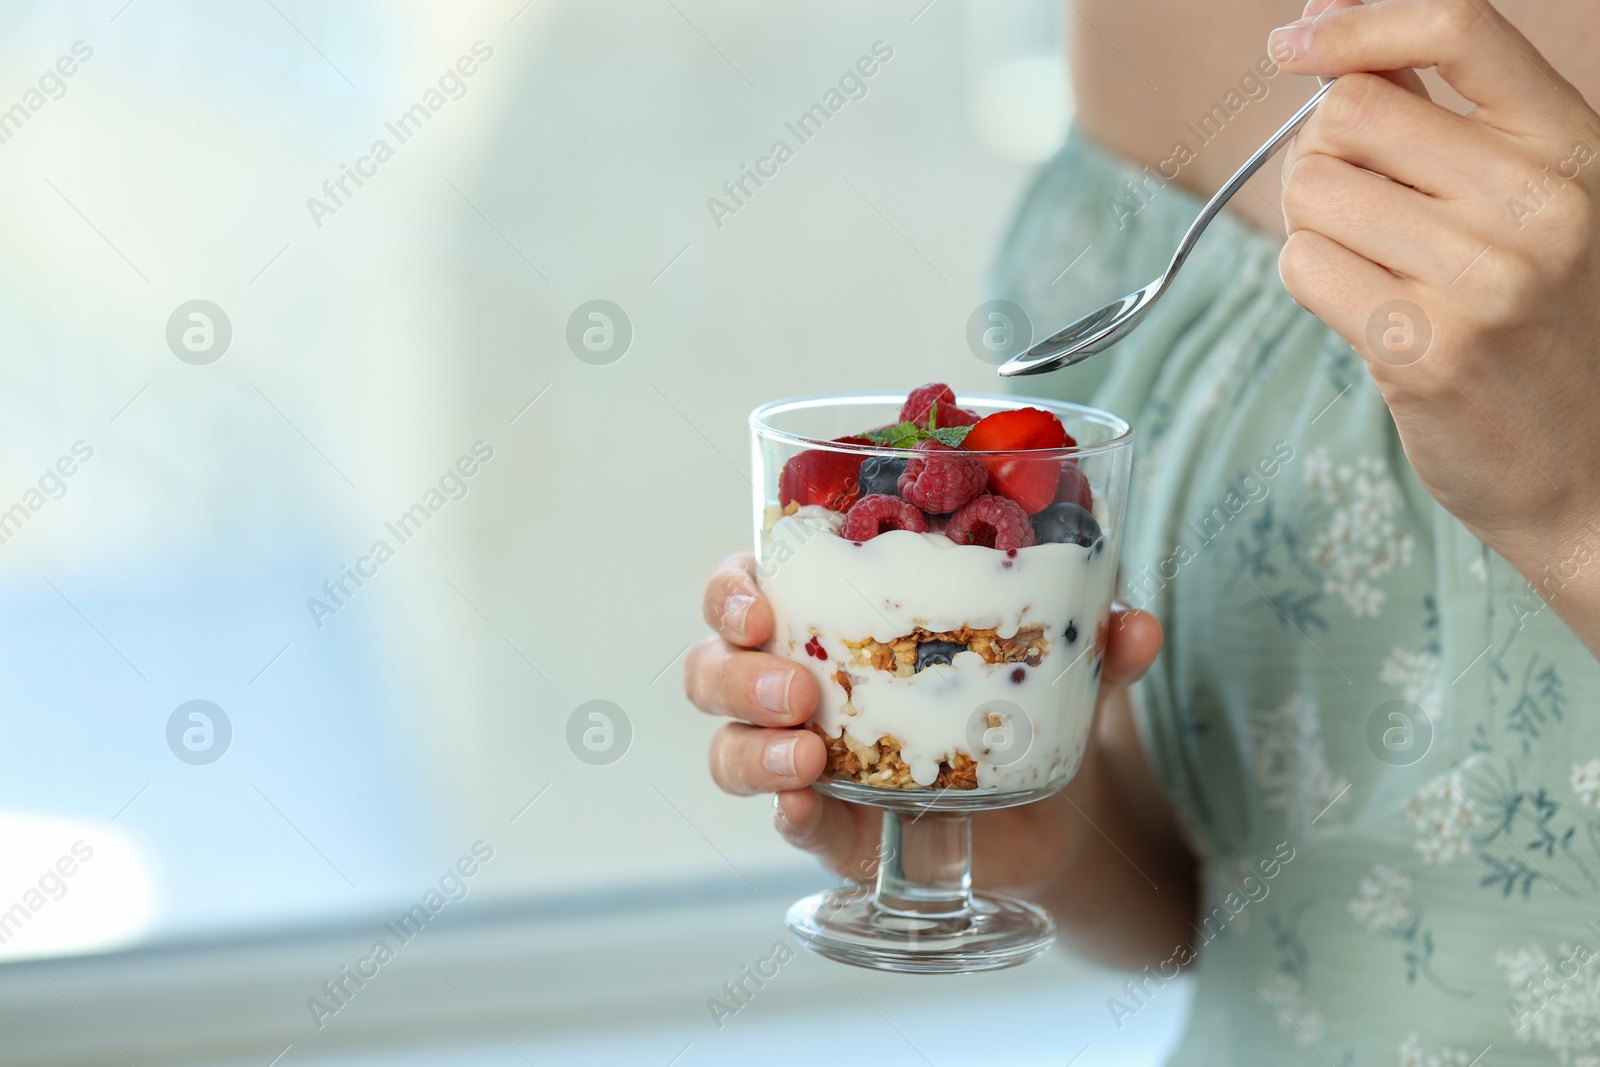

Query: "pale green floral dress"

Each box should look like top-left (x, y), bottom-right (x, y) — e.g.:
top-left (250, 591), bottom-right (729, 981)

top-left (990, 128), bottom-right (1600, 1066)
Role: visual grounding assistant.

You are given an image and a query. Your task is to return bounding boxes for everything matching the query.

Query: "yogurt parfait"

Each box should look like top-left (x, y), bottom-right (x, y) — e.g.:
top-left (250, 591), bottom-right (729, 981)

top-left (753, 385), bottom-right (1129, 794)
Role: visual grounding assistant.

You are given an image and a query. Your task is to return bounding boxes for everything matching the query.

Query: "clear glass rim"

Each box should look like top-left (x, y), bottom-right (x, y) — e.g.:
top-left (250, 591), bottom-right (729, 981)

top-left (749, 392), bottom-right (1134, 459)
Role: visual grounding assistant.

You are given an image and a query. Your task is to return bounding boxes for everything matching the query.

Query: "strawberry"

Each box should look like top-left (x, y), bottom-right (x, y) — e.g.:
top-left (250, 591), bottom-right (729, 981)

top-left (778, 438), bottom-right (868, 512)
top-left (961, 408), bottom-right (1074, 514)
top-left (962, 408), bottom-right (1073, 452)
top-left (899, 383), bottom-right (979, 429)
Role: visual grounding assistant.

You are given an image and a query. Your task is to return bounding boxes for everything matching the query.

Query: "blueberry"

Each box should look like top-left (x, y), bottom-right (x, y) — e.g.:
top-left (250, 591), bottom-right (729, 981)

top-left (858, 456), bottom-right (908, 499)
top-left (1064, 620), bottom-right (1078, 644)
top-left (1033, 502), bottom-right (1103, 549)
top-left (914, 640), bottom-right (965, 672)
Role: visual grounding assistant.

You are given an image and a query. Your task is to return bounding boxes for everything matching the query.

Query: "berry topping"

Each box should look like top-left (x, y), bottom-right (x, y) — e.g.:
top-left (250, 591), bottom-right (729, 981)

top-left (841, 494), bottom-right (930, 541)
top-left (1010, 667), bottom-right (1026, 684)
top-left (896, 440), bottom-right (987, 513)
top-left (962, 408), bottom-right (1074, 513)
top-left (914, 640), bottom-right (965, 672)
top-left (1064, 620), bottom-right (1078, 644)
top-left (1032, 502), bottom-right (1104, 549)
top-left (900, 383), bottom-right (979, 429)
top-left (1054, 461), bottom-right (1093, 511)
top-left (963, 407), bottom-right (1073, 451)
top-left (805, 635), bottom-right (826, 660)
top-left (857, 455), bottom-right (908, 498)
top-left (779, 446), bottom-right (864, 512)
top-left (945, 494), bottom-right (1037, 551)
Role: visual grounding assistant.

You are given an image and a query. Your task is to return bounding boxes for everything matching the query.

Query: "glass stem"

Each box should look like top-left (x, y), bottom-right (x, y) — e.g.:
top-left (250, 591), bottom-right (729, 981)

top-left (874, 808), bottom-right (973, 919)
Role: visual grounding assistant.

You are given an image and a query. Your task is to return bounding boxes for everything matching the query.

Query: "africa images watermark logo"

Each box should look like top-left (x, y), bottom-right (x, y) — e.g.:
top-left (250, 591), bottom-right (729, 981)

top-left (305, 440), bottom-right (495, 629)
top-left (306, 841), bottom-right (495, 1029)
top-left (0, 441), bottom-right (93, 548)
top-left (0, 40), bottom-right (93, 148)
top-left (704, 40), bottom-right (894, 229)
top-left (305, 41), bottom-right (495, 229)
top-left (1105, 50), bottom-right (1288, 229)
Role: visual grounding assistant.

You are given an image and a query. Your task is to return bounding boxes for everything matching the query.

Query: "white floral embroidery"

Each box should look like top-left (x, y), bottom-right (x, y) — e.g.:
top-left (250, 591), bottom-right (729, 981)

top-left (1349, 865), bottom-right (1415, 933)
top-left (1398, 1033), bottom-right (1481, 1067)
top-left (1249, 694), bottom-right (1351, 832)
top-left (1571, 760), bottom-right (1600, 812)
top-left (1302, 446), bottom-right (1415, 617)
top-left (1381, 646), bottom-right (1443, 720)
top-left (1497, 940), bottom-right (1600, 1066)
top-left (1406, 770), bottom-right (1485, 866)
top-left (1256, 971), bottom-right (1325, 1045)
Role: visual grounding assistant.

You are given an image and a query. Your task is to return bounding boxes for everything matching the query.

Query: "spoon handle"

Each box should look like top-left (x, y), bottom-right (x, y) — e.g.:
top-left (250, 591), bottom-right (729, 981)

top-left (1164, 79), bottom-right (1336, 281)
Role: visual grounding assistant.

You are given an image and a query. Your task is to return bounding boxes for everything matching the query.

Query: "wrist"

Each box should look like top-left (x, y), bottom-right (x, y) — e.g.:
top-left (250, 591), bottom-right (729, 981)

top-left (1496, 495), bottom-right (1600, 655)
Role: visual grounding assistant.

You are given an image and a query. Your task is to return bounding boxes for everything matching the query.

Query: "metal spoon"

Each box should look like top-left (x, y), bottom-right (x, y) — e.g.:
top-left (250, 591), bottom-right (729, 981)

top-left (997, 79), bottom-right (1335, 377)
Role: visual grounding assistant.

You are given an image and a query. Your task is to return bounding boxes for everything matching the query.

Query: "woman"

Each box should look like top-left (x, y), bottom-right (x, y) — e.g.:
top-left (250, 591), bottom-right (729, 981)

top-left (686, 0), bottom-right (1600, 1060)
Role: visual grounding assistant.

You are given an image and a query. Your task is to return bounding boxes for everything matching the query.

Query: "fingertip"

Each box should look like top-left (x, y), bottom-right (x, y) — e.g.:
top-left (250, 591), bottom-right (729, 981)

top-left (793, 728), bottom-right (827, 782)
top-left (1105, 608), bottom-right (1163, 684)
top-left (784, 662), bottom-right (820, 723)
top-left (704, 552), bottom-right (762, 639)
top-left (734, 593), bottom-right (775, 647)
top-left (1268, 22), bottom-right (1311, 69)
top-left (774, 787), bottom-right (821, 840)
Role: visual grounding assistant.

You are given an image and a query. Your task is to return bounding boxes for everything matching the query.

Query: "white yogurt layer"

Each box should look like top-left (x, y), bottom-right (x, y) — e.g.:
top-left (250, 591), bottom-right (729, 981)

top-left (759, 509), bottom-right (1117, 792)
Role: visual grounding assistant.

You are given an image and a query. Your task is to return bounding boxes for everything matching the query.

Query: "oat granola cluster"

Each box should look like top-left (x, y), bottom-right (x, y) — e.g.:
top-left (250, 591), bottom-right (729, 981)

top-left (808, 723), bottom-right (980, 789)
top-left (843, 625), bottom-right (1047, 677)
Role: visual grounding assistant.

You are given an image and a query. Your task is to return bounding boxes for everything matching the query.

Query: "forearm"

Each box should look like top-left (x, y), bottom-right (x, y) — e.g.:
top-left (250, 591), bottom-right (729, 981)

top-left (1038, 779), bottom-right (1199, 970)
top-left (978, 688), bottom-right (1199, 971)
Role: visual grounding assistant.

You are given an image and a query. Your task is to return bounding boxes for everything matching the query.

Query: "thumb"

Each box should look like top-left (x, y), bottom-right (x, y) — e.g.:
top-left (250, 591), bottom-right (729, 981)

top-left (1268, 0), bottom-right (1573, 124)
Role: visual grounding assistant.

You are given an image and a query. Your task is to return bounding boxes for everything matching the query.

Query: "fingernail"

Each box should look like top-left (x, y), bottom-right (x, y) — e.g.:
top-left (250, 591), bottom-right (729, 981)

top-left (773, 793), bottom-right (791, 830)
top-left (764, 734), bottom-right (799, 778)
top-left (722, 594), bottom-right (755, 641)
top-left (755, 669), bottom-right (792, 715)
top-left (1300, 0), bottom-right (1332, 17)
top-left (1269, 22), bottom-right (1311, 63)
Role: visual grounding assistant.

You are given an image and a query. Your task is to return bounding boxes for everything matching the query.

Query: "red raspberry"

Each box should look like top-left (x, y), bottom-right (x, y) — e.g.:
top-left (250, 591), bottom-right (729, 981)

top-left (778, 447), bottom-right (863, 512)
top-left (899, 383), bottom-right (980, 429)
top-left (896, 440), bottom-right (986, 513)
top-left (937, 403), bottom-right (981, 427)
top-left (945, 495), bottom-right (1036, 551)
top-left (840, 494), bottom-right (929, 542)
top-left (1054, 461), bottom-right (1093, 511)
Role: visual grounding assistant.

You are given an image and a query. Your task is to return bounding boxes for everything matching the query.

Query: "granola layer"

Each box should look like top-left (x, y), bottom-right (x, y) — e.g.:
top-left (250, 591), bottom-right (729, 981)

top-left (809, 723), bottom-right (980, 789)
top-left (843, 625), bottom-right (1047, 677)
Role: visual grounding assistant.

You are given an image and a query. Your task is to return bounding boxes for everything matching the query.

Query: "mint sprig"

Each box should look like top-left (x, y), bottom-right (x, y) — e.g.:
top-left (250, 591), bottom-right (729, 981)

top-left (862, 419), bottom-right (972, 449)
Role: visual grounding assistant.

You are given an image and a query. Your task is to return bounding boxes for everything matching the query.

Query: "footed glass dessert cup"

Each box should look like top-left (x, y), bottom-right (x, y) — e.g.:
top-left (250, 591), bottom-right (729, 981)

top-left (751, 390), bottom-right (1133, 973)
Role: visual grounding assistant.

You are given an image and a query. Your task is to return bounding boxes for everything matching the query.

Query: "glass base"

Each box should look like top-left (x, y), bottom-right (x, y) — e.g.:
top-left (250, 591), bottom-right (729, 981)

top-left (786, 885), bottom-right (1056, 974)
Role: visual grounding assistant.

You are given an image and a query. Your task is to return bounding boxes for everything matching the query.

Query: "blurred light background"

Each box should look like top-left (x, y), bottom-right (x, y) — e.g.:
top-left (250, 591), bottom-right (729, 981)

top-left (0, 1), bottom-right (1186, 1063)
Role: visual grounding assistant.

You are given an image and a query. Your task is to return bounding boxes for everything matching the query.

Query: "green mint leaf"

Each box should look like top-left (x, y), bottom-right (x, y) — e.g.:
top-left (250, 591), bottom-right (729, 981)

top-left (863, 421), bottom-right (923, 448)
top-left (928, 426), bottom-right (971, 447)
top-left (927, 401), bottom-right (938, 432)
top-left (861, 420), bottom-right (972, 450)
